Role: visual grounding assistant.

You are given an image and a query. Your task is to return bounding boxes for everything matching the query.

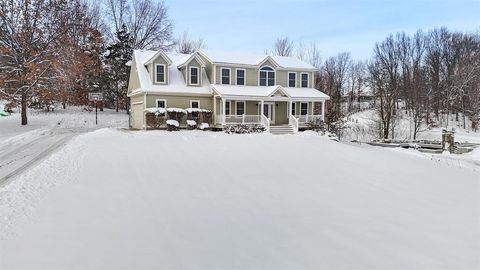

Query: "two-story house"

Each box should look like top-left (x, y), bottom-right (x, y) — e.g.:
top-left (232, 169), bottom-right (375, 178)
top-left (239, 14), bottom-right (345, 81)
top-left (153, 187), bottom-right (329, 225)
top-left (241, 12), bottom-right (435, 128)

top-left (127, 49), bottom-right (329, 133)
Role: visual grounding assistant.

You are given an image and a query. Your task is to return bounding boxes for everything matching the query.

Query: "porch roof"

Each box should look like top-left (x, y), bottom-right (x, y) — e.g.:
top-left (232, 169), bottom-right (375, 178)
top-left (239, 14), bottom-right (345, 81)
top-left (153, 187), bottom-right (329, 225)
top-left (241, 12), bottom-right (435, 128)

top-left (211, 85), bottom-right (329, 100)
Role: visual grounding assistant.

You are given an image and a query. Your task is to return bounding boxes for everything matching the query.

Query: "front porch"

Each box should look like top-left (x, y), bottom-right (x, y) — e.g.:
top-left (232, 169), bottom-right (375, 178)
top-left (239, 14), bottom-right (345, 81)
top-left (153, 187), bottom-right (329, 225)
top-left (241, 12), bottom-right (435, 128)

top-left (213, 98), bottom-right (325, 133)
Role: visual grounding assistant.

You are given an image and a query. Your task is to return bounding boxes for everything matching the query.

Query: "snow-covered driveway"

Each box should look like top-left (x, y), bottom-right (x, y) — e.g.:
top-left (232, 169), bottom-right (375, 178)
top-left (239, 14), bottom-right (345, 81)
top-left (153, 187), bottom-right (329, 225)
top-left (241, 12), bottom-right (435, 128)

top-left (0, 129), bottom-right (478, 269)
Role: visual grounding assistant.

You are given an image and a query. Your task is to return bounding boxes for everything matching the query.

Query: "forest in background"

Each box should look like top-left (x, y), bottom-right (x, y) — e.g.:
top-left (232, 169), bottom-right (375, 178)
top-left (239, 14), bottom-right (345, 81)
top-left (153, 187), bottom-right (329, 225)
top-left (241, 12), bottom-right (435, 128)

top-left (1, 0), bottom-right (479, 139)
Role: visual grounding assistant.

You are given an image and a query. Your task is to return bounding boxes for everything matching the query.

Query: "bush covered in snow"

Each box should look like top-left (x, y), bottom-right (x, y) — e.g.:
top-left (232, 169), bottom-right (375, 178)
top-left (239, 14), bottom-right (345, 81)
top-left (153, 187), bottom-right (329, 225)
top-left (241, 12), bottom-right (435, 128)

top-left (186, 108), bottom-right (212, 125)
top-left (166, 119), bottom-right (180, 131)
top-left (166, 108), bottom-right (186, 124)
top-left (224, 124), bottom-right (265, 134)
top-left (145, 108), bottom-right (167, 129)
top-left (305, 118), bottom-right (326, 132)
top-left (199, 123), bottom-right (209, 130)
top-left (186, 120), bottom-right (197, 130)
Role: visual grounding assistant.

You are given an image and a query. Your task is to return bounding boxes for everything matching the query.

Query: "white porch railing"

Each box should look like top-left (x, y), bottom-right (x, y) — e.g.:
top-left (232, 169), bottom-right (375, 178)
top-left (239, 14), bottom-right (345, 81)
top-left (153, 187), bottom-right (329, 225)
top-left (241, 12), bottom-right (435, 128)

top-left (289, 115), bottom-right (299, 133)
top-left (296, 114), bottom-right (324, 124)
top-left (261, 115), bottom-right (270, 133)
top-left (215, 114), bottom-right (270, 131)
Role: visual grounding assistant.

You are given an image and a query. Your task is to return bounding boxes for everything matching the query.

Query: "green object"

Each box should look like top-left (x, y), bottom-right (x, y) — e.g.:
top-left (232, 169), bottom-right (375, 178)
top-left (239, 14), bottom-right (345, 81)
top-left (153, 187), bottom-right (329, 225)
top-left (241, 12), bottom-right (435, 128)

top-left (0, 111), bottom-right (9, 116)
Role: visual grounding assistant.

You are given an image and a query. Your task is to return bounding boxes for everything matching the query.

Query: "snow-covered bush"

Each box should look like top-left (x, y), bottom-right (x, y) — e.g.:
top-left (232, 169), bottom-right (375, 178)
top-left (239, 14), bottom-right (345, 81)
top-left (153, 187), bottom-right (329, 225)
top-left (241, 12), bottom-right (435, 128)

top-left (305, 118), bottom-right (326, 132)
top-left (186, 120), bottom-right (197, 130)
top-left (166, 108), bottom-right (186, 124)
top-left (224, 124), bottom-right (265, 134)
top-left (186, 108), bottom-right (212, 125)
top-left (145, 108), bottom-right (167, 129)
top-left (199, 123), bottom-right (209, 130)
top-left (166, 119), bottom-right (180, 131)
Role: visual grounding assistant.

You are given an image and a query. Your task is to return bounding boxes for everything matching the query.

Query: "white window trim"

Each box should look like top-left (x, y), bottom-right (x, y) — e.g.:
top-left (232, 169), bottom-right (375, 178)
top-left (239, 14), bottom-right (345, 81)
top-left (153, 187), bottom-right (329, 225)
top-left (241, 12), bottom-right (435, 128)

top-left (235, 68), bottom-right (246, 86)
top-left (156, 99), bottom-right (167, 108)
top-left (300, 102), bottom-right (309, 115)
top-left (225, 100), bottom-right (231, 115)
top-left (300, 72), bottom-right (309, 88)
top-left (220, 67), bottom-right (231, 85)
top-left (288, 72), bottom-right (297, 88)
top-left (155, 64), bottom-right (166, 83)
top-left (189, 66), bottom-right (200, 86)
top-left (235, 100), bottom-right (246, 115)
top-left (190, 100), bottom-right (200, 109)
top-left (258, 66), bottom-right (276, 86)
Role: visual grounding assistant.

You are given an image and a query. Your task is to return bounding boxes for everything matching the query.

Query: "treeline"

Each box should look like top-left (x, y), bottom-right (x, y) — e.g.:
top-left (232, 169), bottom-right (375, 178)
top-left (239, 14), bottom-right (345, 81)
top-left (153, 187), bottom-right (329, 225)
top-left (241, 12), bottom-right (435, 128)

top-left (269, 29), bottom-right (480, 138)
top-left (0, 0), bottom-right (180, 125)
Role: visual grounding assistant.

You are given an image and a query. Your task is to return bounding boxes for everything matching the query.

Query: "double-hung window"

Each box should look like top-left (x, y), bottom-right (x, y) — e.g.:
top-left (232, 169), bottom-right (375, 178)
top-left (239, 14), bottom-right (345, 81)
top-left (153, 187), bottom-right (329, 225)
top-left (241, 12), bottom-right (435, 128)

top-left (301, 73), bottom-right (309, 88)
top-left (190, 100), bottom-right (200, 109)
top-left (300, 102), bottom-right (308, 115)
top-left (155, 64), bottom-right (165, 83)
top-left (236, 69), bottom-right (245, 85)
top-left (225, 101), bottom-right (231, 115)
top-left (291, 102), bottom-right (296, 116)
top-left (221, 68), bottom-right (231, 85)
top-left (156, 99), bottom-right (167, 108)
top-left (288, 72), bottom-right (296, 87)
top-left (190, 67), bottom-right (199, 85)
top-left (236, 101), bottom-right (245, 115)
top-left (259, 67), bottom-right (275, 86)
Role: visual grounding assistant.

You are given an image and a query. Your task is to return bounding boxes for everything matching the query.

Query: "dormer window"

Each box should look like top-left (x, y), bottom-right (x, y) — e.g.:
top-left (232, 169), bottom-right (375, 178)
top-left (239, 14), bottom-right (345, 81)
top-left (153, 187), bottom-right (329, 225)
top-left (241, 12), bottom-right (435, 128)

top-left (259, 66), bottom-right (275, 86)
top-left (190, 66), bottom-right (199, 85)
top-left (301, 73), bottom-right (309, 88)
top-left (155, 64), bottom-right (166, 83)
top-left (288, 72), bottom-right (296, 87)
top-left (221, 68), bottom-right (231, 85)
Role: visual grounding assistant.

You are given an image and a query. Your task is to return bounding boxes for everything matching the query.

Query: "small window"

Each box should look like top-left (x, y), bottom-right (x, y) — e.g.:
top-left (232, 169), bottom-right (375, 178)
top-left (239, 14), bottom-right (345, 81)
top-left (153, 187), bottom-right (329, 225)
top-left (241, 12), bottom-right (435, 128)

top-left (156, 64), bottom-right (165, 83)
top-left (236, 69), bottom-right (245, 85)
top-left (291, 102), bottom-right (296, 116)
top-left (300, 102), bottom-right (308, 115)
top-left (190, 67), bottom-right (199, 85)
top-left (259, 66), bottom-right (275, 86)
top-left (225, 101), bottom-right (231, 115)
top-left (221, 68), bottom-right (230, 85)
top-left (288, 72), bottom-right (296, 87)
top-left (156, 99), bottom-right (167, 108)
top-left (190, 100), bottom-right (200, 109)
top-left (236, 101), bottom-right (245, 115)
top-left (301, 73), bottom-right (309, 88)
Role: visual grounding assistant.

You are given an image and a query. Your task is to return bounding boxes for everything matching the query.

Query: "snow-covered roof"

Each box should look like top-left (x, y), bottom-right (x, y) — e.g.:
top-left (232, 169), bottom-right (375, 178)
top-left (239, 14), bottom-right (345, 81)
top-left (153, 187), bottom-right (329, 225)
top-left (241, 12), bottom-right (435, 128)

top-left (131, 50), bottom-right (212, 95)
top-left (212, 85), bottom-right (329, 100)
top-left (198, 49), bottom-right (318, 70)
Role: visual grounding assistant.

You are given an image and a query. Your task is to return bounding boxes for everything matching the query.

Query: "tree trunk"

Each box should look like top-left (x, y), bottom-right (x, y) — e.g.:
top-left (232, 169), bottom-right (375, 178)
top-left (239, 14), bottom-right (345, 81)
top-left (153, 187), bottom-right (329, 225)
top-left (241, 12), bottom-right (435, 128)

top-left (21, 92), bottom-right (28, 125)
top-left (116, 95), bottom-right (119, 112)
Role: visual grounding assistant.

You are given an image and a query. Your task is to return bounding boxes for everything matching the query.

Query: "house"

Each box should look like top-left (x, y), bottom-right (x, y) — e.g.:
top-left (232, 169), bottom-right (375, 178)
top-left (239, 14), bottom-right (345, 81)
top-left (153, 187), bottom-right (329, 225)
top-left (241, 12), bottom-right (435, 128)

top-left (127, 49), bottom-right (329, 133)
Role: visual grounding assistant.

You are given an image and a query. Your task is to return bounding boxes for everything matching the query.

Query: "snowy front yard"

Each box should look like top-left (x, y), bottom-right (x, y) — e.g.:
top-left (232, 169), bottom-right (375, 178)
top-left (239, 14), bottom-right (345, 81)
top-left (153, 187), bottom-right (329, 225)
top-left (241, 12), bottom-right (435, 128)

top-left (0, 129), bottom-right (479, 269)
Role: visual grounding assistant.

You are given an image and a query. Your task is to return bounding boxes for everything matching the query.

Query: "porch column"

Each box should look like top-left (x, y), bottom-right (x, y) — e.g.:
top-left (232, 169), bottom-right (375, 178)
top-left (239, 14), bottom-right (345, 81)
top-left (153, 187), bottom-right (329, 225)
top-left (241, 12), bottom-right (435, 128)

top-left (289, 100), bottom-right (292, 117)
top-left (222, 98), bottom-right (226, 125)
top-left (260, 100), bottom-right (264, 118)
top-left (213, 96), bottom-right (217, 124)
top-left (321, 101), bottom-right (325, 121)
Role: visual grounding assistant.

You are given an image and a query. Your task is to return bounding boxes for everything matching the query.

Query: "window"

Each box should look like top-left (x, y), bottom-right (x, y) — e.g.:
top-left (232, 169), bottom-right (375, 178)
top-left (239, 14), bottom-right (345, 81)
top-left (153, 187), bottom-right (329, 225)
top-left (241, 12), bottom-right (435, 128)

top-left (259, 66), bottom-right (275, 86)
top-left (301, 73), bottom-right (309, 88)
top-left (236, 69), bottom-right (246, 85)
top-left (291, 102), bottom-right (296, 116)
top-left (225, 101), bottom-right (231, 115)
top-left (288, 72), bottom-right (296, 87)
top-left (236, 101), bottom-right (245, 115)
top-left (155, 64), bottom-right (165, 83)
top-left (190, 100), bottom-right (200, 109)
top-left (190, 67), bottom-right (199, 85)
top-left (300, 102), bottom-right (308, 115)
top-left (221, 68), bottom-right (231, 85)
top-left (156, 99), bottom-right (167, 108)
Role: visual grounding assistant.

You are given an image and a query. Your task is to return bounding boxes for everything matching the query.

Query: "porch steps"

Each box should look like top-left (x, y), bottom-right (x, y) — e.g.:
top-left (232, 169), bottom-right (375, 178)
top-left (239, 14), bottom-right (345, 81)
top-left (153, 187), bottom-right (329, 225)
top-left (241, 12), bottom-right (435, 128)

top-left (269, 124), bottom-right (295, 135)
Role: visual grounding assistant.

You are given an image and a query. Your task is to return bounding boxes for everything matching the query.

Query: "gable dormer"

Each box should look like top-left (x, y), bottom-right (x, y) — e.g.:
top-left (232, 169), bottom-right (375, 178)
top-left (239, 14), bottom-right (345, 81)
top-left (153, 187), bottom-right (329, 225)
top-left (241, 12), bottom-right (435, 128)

top-left (177, 53), bottom-right (206, 87)
top-left (144, 50), bottom-right (172, 85)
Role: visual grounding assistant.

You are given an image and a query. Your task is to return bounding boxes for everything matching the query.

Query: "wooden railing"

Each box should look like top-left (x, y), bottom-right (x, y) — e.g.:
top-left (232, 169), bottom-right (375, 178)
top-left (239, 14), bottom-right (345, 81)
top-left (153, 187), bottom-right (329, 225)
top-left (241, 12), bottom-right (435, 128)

top-left (295, 115), bottom-right (324, 123)
top-left (215, 114), bottom-right (269, 131)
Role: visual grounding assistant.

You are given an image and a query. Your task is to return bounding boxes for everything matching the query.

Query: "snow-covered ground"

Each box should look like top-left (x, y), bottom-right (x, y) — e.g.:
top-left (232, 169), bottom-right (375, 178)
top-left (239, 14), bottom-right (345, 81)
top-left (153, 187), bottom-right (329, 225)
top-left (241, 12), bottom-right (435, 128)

top-left (344, 109), bottom-right (480, 143)
top-left (0, 129), bottom-right (478, 269)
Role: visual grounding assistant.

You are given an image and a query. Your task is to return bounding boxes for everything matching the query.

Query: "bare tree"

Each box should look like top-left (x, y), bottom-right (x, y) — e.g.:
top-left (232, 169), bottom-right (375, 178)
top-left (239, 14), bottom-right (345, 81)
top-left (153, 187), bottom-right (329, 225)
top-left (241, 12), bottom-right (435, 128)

top-left (105, 0), bottom-right (174, 50)
top-left (296, 41), bottom-right (322, 68)
top-left (175, 30), bottom-right (207, 54)
top-left (271, 37), bottom-right (294, 56)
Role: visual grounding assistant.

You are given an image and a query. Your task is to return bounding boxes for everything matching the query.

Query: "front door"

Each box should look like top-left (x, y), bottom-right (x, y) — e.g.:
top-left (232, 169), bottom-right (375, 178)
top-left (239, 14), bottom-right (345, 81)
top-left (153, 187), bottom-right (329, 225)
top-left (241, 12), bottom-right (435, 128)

top-left (262, 102), bottom-right (275, 124)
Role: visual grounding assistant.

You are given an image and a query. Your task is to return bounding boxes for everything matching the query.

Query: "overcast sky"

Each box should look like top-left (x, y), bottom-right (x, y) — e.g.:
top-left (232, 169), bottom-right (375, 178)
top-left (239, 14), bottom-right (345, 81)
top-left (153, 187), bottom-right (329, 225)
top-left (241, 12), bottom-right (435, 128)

top-left (167, 0), bottom-right (479, 60)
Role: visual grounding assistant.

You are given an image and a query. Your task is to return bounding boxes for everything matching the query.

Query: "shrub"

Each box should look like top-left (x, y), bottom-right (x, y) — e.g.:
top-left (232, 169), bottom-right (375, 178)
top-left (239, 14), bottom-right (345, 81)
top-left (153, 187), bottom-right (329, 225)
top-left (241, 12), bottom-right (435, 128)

top-left (186, 120), bottom-right (197, 130)
top-left (306, 118), bottom-right (326, 132)
top-left (199, 123), bottom-right (209, 130)
top-left (186, 108), bottom-right (212, 124)
top-left (224, 124), bottom-right (266, 134)
top-left (145, 108), bottom-right (167, 129)
top-left (166, 108), bottom-right (187, 124)
top-left (166, 119), bottom-right (180, 131)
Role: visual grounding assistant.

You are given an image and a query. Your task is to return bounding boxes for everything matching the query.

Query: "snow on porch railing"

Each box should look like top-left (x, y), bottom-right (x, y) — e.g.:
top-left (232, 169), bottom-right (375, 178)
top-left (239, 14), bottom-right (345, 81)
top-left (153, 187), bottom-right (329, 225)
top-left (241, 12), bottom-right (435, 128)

top-left (261, 115), bottom-right (270, 133)
top-left (289, 115), bottom-right (299, 133)
top-left (215, 115), bottom-right (262, 125)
